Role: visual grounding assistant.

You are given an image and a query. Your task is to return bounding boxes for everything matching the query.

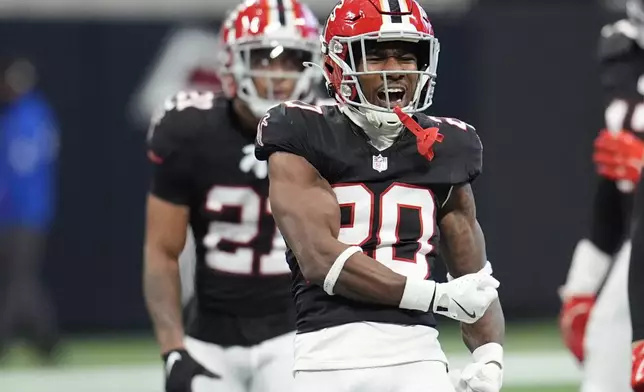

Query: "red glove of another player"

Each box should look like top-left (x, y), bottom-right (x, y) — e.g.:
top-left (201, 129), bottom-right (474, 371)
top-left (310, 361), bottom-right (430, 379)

top-left (633, 341), bottom-right (644, 392)
top-left (593, 130), bottom-right (644, 183)
top-left (559, 295), bottom-right (595, 363)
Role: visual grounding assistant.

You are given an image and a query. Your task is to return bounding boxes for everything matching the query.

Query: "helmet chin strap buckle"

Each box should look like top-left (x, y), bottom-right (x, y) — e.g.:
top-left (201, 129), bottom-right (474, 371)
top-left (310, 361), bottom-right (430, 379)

top-left (393, 106), bottom-right (443, 161)
top-left (365, 110), bottom-right (383, 128)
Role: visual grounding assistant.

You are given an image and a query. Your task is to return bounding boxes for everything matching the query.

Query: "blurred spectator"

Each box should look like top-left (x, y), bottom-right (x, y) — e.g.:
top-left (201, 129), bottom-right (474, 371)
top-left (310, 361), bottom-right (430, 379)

top-left (0, 57), bottom-right (60, 362)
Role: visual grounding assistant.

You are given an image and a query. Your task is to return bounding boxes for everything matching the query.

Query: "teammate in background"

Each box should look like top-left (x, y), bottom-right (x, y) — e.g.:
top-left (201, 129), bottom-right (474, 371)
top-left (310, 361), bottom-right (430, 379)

top-left (589, 4), bottom-right (644, 391)
top-left (560, 1), bottom-right (644, 390)
top-left (256, 0), bottom-right (503, 391)
top-left (143, 1), bottom-right (324, 391)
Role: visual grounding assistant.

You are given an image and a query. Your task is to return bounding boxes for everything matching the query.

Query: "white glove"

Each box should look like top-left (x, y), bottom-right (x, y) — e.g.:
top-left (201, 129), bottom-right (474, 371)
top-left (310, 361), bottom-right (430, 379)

top-left (433, 272), bottom-right (500, 323)
top-left (451, 343), bottom-right (504, 392)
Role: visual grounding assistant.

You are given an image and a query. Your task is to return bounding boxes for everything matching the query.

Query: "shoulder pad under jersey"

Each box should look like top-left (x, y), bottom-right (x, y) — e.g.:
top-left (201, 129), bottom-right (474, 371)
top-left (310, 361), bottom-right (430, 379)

top-left (147, 91), bottom-right (219, 160)
top-left (255, 101), bottom-right (325, 162)
top-left (417, 113), bottom-right (483, 184)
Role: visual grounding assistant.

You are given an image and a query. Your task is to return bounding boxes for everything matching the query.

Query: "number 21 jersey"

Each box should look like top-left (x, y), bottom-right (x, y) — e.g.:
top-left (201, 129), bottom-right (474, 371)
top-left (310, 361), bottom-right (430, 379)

top-left (147, 92), bottom-right (293, 347)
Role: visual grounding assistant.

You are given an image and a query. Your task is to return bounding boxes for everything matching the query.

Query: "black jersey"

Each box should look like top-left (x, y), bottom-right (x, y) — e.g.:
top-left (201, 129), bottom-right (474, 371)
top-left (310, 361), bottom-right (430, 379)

top-left (255, 101), bottom-right (482, 333)
top-left (147, 91), bottom-right (294, 346)
top-left (586, 20), bottom-right (644, 254)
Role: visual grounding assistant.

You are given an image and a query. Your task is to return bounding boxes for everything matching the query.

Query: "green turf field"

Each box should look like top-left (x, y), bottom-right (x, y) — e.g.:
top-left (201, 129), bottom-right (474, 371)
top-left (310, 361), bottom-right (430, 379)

top-left (0, 319), bottom-right (580, 392)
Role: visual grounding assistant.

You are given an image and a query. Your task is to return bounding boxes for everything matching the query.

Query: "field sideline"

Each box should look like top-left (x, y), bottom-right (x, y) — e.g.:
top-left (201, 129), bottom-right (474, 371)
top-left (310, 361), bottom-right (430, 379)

top-left (0, 320), bottom-right (581, 392)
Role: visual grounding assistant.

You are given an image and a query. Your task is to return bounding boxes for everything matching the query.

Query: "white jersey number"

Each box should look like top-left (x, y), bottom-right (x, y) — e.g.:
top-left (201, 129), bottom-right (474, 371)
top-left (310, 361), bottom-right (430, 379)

top-left (204, 185), bottom-right (289, 275)
top-left (333, 183), bottom-right (436, 279)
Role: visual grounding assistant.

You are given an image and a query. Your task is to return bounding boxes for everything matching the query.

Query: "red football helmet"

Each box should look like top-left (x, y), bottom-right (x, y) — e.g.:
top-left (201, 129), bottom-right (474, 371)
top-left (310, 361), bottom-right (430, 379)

top-left (218, 0), bottom-right (322, 117)
top-left (322, 0), bottom-right (439, 127)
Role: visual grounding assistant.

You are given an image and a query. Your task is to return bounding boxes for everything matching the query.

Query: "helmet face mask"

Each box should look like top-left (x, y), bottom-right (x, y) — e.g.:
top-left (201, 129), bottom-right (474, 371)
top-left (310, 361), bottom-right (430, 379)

top-left (322, 0), bottom-right (440, 125)
top-left (218, 0), bottom-right (321, 118)
top-left (329, 32), bottom-right (439, 114)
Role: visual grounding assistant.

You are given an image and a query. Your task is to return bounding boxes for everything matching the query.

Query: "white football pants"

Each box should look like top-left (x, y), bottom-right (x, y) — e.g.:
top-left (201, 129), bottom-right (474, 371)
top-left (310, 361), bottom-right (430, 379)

top-left (294, 361), bottom-right (455, 392)
top-left (582, 241), bottom-right (632, 392)
top-left (185, 332), bottom-right (295, 392)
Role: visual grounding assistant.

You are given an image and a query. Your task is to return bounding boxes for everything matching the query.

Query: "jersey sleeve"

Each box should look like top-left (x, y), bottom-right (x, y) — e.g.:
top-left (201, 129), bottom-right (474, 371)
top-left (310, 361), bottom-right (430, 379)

top-left (426, 116), bottom-right (483, 185)
top-left (254, 103), bottom-right (318, 164)
top-left (147, 105), bottom-right (202, 205)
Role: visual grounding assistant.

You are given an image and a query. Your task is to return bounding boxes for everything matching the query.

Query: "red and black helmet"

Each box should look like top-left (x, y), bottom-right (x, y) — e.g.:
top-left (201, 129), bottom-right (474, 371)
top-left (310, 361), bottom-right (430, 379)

top-left (218, 0), bottom-right (322, 117)
top-left (322, 0), bottom-right (439, 118)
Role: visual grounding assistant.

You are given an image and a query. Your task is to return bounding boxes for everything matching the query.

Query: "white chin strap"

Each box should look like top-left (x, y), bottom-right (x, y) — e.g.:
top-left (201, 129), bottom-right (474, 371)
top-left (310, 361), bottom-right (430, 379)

top-left (341, 105), bottom-right (404, 134)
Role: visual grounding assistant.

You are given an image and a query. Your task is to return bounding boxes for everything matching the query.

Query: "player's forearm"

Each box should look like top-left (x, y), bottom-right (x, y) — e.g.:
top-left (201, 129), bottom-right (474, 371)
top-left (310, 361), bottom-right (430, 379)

top-left (290, 233), bottom-right (407, 306)
top-left (143, 248), bottom-right (185, 354)
top-left (333, 251), bottom-right (406, 306)
top-left (440, 213), bottom-right (504, 349)
top-left (461, 300), bottom-right (505, 351)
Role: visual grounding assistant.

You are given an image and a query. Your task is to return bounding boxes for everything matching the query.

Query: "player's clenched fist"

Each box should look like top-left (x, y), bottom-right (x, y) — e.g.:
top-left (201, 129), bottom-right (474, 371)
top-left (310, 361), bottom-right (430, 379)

top-left (432, 272), bottom-right (500, 324)
top-left (451, 343), bottom-right (504, 392)
top-left (633, 341), bottom-right (644, 392)
top-left (593, 130), bottom-right (644, 183)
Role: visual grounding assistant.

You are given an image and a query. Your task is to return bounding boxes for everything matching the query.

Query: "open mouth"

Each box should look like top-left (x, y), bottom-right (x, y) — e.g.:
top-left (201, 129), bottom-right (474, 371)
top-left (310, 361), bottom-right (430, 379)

top-left (375, 86), bottom-right (407, 108)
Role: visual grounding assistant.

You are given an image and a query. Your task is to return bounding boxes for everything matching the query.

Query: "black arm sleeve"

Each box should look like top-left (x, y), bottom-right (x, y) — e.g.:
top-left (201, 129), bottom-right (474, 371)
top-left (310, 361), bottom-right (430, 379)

top-left (630, 178), bottom-right (644, 341)
top-left (589, 178), bottom-right (628, 255)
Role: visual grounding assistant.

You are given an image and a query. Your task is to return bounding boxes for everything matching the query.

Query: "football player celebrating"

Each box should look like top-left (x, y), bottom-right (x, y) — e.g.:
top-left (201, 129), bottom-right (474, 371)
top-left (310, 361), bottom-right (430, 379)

top-left (255, 0), bottom-right (504, 391)
top-left (143, 1), bottom-right (324, 391)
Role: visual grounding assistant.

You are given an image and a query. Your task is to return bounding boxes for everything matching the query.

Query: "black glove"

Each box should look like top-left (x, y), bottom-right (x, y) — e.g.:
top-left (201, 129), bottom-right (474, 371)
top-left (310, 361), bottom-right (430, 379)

top-left (163, 349), bottom-right (220, 392)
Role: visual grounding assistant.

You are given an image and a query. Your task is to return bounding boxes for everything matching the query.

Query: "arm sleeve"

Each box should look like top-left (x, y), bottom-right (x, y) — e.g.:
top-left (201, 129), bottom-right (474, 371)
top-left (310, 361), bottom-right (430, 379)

top-left (588, 178), bottom-right (628, 254)
top-left (147, 107), bottom-right (201, 205)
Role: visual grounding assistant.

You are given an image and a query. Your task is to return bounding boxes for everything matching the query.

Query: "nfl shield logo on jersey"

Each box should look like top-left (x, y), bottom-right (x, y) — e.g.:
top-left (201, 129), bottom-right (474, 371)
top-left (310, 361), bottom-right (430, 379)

top-left (372, 154), bottom-right (388, 172)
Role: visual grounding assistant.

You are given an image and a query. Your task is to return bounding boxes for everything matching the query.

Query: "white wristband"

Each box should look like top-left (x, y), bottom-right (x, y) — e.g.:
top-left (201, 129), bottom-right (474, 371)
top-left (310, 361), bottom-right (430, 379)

top-left (472, 342), bottom-right (504, 367)
top-left (447, 260), bottom-right (493, 282)
top-left (323, 246), bottom-right (363, 295)
top-left (399, 278), bottom-right (436, 312)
